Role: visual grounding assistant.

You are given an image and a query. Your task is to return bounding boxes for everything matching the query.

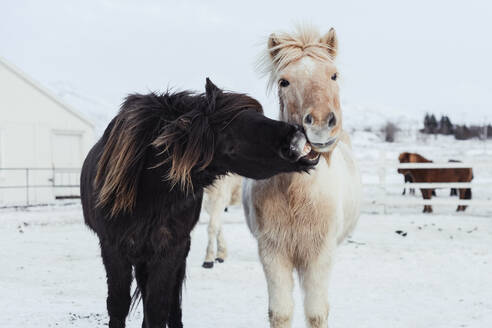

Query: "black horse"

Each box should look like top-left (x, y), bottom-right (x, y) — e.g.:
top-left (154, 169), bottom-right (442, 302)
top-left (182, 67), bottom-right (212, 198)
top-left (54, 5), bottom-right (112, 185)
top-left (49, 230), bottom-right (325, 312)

top-left (80, 78), bottom-right (318, 328)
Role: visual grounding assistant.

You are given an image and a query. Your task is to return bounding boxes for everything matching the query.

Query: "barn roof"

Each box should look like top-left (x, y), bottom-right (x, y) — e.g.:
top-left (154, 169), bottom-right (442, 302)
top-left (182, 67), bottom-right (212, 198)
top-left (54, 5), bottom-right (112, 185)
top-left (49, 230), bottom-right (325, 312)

top-left (0, 56), bottom-right (95, 129)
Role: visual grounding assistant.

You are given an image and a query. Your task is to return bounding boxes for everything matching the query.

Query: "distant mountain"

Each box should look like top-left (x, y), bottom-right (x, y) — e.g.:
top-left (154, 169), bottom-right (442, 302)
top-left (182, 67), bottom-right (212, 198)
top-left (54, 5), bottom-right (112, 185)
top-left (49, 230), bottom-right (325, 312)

top-left (45, 80), bottom-right (490, 138)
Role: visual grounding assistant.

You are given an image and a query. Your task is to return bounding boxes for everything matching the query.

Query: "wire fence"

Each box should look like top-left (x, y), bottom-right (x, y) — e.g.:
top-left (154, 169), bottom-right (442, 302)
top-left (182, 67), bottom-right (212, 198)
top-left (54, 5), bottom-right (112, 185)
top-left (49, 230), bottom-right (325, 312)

top-left (1, 161), bottom-right (491, 212)
top-left (0, 167), bottom-right (81, 207)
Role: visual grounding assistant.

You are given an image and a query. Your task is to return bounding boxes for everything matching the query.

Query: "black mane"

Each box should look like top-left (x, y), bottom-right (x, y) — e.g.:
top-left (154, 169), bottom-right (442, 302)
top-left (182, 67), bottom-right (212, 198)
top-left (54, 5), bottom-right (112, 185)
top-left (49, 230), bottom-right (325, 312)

top-left (94, 83), bottom-right (262, 217)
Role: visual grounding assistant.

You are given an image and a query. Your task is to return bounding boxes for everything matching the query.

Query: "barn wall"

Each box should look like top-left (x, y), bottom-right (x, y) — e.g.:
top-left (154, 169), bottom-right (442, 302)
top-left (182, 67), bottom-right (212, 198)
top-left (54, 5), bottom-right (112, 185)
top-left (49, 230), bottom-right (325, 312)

top-left (0, 61), bottom-right (95, 205)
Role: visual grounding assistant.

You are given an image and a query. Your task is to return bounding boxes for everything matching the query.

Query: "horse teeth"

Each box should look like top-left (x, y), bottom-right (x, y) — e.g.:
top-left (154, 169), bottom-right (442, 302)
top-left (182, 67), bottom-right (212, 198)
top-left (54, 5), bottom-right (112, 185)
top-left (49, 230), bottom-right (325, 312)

top-left (302, 143), bottom-right (311, 156)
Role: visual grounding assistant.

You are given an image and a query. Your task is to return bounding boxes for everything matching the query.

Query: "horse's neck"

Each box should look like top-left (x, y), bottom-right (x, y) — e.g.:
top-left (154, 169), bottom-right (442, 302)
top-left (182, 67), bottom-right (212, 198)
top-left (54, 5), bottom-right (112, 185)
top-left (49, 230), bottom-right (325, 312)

top-left (272, 149), bottom-right (335, 188)
top-left (321, 150), bottom-right (335, 165)
top-left (320, 130), bottom-right (353, 166)
top-left (196, 165), bottom-right (229, 190)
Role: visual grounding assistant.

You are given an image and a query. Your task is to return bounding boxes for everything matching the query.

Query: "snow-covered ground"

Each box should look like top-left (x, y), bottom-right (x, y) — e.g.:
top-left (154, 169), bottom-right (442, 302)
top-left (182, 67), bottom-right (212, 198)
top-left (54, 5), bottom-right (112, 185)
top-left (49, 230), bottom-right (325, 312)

top-left (1, 204), bottom-right (491, 328)
top-left (1, 121), bottom-right (490, 327)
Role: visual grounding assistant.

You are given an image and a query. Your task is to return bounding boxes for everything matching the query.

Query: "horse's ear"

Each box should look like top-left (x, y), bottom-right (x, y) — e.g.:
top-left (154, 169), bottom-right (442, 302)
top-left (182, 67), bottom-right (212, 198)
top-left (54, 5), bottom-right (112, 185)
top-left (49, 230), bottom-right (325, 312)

top-left (267, 33), bottom-right (281, 59)
top-left (205, 78), bottom-right (220, 97)
top-left (205, 78), bottom-right (220, 112)
top-left (320, 28), bottom-right (338, 59)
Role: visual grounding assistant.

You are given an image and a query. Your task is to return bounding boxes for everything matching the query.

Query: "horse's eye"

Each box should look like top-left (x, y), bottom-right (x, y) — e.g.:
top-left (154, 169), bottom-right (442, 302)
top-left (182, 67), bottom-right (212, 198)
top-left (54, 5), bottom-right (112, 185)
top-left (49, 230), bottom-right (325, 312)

top-left (331, 73), bottom-right (337, 81)
top-left (279, 79), bottom-right (290, 87)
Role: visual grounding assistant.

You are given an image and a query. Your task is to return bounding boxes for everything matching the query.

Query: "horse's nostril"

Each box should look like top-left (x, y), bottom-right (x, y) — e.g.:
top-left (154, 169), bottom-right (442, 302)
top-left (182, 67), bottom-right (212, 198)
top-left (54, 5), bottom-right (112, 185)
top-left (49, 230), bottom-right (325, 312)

top-left (328, 113), bottom-right (336, 127)
top-left (304, 114), bottom-right (313, 125)
top-left (280, 130), bottom-right (306, 162)
top-left (279, 145), bottom-right (296, 162)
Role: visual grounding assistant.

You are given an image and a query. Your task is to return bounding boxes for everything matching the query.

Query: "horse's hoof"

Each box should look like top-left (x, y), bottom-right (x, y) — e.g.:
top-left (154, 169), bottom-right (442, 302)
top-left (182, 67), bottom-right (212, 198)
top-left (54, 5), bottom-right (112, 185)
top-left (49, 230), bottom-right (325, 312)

top-left (202, 261), bottom-right (214, 269)
top-left (215, 258), bottom-right (224, 263)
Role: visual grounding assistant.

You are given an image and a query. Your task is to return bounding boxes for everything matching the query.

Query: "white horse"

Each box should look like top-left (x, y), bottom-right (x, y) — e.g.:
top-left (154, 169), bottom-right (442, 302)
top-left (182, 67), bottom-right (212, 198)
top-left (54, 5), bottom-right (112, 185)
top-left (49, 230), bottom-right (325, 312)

top-left (243, 26), bottom-right (362, 328)
top-left (202, 173), bottom-right (242, 268)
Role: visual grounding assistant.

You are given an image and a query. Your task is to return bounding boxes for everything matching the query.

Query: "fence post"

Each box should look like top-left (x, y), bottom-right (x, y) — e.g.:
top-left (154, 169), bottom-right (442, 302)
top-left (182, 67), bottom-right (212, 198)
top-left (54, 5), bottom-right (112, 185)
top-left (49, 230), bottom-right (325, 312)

top-left (25, 168), bottom-right (29, 206)
top-left (51, 167), bottom-right (55, 187)
top-left (378, 150), bottom-right (387, 214)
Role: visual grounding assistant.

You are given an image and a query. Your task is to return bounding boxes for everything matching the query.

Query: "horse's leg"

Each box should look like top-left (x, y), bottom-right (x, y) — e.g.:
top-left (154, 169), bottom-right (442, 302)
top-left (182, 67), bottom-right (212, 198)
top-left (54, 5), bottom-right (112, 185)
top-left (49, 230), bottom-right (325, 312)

top-left (203, 196), bottom-right (229, 268)
top-left (428, 189), bottom-right (434, 212)
top-left (215, 218), bottom-right (228, 263)
top-left (259, 245), bottom-right (294, 328)
top-left (402, 175), bottom-right (409, 195)
top-left (457, 188), bottom-right (467, 211)
top-left (167, 240), bottom-right (190, 328)
top-left (101, 245), bottom-right (132, 328)
top-left (420, 189), bottom-right (427, 213)
top-left (166, 261), bottom-right (185, 328)
top-left (421, 189), bottom-right (433, 213)
top-left (299, 235), bottom-right (336, 328)
top-left (406, 175), bottom-right (415, 195)
top-left (143, 261), bottom-right (175, 328)
top-left (143, 243), bottom-right (188, 328)
top-left (464, 188), bottom-right (472, 211)
top-left (134, 264), bottom-right (148, 328)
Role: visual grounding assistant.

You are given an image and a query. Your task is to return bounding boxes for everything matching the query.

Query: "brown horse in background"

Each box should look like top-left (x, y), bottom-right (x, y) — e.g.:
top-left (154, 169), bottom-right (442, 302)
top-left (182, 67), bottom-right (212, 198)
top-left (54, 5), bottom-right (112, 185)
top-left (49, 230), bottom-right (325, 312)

top-left (398, 152), bottom-right (435, 197)
top-left (398, 152), bottom-right (473, 213)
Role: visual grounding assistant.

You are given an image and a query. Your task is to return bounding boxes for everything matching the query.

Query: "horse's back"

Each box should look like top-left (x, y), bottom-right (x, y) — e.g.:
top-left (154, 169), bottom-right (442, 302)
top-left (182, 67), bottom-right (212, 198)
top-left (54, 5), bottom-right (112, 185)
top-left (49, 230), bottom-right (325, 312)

top-left (411, 167), bottom-right (474, 183)
top-left (204, 174), bottom-right (242, 214)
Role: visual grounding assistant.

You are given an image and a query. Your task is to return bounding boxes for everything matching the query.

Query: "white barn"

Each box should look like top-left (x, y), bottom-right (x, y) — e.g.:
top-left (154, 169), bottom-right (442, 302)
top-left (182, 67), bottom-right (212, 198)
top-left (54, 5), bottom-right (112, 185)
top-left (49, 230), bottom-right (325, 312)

top-left (0, 57), bottom-right (95, 206)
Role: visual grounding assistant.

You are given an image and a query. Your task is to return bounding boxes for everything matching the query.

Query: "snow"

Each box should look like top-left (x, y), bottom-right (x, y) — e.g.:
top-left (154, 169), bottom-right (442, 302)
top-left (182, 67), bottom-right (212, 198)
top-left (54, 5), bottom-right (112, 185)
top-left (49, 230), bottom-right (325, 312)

top-left (1, 204), bottom-right (491, 327)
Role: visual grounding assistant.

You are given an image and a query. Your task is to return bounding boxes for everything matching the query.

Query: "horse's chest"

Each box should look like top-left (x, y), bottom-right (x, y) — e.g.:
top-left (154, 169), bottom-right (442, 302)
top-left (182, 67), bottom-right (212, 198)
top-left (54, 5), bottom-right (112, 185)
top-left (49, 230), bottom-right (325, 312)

top-left (114, 200), bottom-right (201, 262)
top-left (254, 171), bottom-right (338, 262)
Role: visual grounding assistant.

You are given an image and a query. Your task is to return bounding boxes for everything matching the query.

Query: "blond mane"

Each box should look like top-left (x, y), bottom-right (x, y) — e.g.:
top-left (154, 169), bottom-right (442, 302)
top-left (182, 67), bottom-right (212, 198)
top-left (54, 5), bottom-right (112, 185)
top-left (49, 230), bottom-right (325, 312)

top-left (258, 26), bottom-right (336, 90)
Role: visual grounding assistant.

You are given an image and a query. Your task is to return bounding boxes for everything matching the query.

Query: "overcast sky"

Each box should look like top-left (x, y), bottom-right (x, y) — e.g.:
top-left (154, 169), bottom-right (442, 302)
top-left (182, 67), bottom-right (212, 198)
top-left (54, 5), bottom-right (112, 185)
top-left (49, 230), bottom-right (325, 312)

top-left (1, 0), bottom-right (491, 125)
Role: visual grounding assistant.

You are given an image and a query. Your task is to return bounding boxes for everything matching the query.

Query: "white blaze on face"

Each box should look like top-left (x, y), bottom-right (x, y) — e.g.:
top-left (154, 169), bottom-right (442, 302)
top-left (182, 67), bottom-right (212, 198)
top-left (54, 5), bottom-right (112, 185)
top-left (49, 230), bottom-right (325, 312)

top-left (279, 57), bottom-right (316, 123)
top-left (298, 56), bottom-right (317, 75)
top-left (293, 58), bottom-right (340, 151)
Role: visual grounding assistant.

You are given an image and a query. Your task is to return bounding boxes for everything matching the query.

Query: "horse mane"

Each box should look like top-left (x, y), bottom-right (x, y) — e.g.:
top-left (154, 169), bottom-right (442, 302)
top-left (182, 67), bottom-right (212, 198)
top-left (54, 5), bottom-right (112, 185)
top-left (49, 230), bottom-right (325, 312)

top-left (399, 152), bottom-right (432, 163)
top-left (95, 82), bottom-right (262, 217)
top-left (258, 25), bottom-right (335, 90)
